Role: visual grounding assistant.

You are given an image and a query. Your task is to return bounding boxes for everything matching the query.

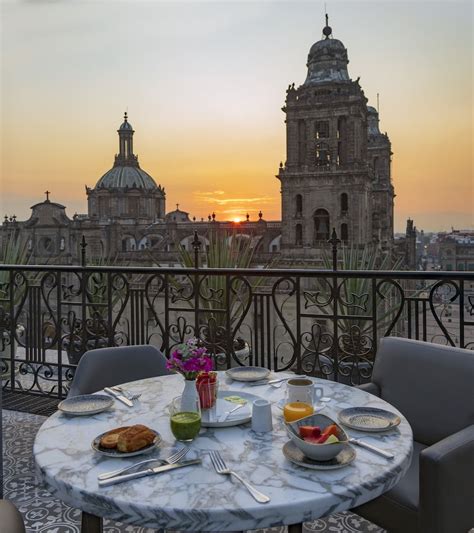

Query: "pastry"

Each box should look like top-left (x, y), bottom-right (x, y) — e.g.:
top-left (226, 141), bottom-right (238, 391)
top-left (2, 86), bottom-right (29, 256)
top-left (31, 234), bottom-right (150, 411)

top-left (116, 424), bottom-right (156, 452)
top-left (99, 426), bottom-right (130, 449)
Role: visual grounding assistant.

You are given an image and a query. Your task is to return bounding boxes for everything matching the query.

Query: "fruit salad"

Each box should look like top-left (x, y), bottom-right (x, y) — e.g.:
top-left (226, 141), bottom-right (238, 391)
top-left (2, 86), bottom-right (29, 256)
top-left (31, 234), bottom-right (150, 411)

top-left (298, 423), bottom-right (341, 444)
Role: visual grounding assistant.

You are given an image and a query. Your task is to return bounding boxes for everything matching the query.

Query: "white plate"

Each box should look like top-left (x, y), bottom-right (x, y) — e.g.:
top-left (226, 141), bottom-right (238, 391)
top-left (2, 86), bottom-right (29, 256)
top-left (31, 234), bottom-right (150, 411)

top-left (91, 429), bottom-right (161, 458)
top-left (201, 390), bottom-right (262, 427)
top-left (58, 394), bottom-right (114, 416)
top-left (225, 366), bottom-right (271, 382)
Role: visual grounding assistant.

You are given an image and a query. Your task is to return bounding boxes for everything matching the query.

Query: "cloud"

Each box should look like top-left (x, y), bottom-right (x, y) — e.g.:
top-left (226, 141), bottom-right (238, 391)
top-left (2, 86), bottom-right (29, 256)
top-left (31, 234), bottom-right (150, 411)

top-left (193, 190), bottom-right (275, 206)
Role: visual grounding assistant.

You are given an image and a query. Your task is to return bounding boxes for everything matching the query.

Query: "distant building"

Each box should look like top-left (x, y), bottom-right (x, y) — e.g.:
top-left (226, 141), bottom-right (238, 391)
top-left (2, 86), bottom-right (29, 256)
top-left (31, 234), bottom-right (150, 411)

top-left (277, 16), bottom-right (394, 260)
top-left (437, 230), bottom-right (474, 272)
top-left (1, 17), bottom-right (416, 269)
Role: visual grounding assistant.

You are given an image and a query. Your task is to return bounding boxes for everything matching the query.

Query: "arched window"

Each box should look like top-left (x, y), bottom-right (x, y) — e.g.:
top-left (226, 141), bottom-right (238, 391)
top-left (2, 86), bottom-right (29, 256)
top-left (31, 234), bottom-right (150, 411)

top-left (341, 223), bottom-right (349, 242)
top-left (295, 194), bottom-right (303, 215)
top-left (313, 209), bottom-right (330, 241)
top-left (315, 142), bottom-right (331, 167)
top-left (340, 193), bottom-right (348, 214)
top-left (295, 224), bottom-right (303, 246)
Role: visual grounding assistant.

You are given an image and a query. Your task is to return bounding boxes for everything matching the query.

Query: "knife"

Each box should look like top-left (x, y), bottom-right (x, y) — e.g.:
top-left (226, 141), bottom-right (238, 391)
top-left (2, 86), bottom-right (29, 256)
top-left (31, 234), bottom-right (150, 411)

top-left (103, 387), bottom-right (134, 407)
top-left (98, 459), bottom-right (202, 487)
top-left (349, 438), bottom-right (394, 459)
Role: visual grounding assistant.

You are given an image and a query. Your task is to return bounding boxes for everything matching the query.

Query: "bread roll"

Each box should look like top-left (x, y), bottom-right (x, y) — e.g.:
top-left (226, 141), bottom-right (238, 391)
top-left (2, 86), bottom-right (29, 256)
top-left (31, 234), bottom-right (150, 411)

top-left (100, 426), bottom-right (130, 449)
top-left (117, 424), bottom-right (155, 452)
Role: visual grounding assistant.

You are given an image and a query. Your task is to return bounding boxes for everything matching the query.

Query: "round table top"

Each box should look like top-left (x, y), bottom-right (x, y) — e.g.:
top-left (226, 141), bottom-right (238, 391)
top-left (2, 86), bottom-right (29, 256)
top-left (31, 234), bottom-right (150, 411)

top-left (34, 372), bottom-right (413, 531)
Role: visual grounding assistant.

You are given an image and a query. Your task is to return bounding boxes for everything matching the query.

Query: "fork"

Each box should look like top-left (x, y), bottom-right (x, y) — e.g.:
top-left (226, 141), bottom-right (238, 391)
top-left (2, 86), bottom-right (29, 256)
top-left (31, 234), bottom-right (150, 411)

top-left (111, 386), bottom-right (142, 401)
top-left (209, 450), bottom-right (270, 503)
top-left (98, 447), bottom-right (189, 481)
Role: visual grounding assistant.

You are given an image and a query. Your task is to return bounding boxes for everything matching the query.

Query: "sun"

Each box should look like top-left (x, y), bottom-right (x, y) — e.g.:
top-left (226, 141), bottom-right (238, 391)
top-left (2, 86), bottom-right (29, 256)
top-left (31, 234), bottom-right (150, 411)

top-left (233, 217), bottom-right (241, 223)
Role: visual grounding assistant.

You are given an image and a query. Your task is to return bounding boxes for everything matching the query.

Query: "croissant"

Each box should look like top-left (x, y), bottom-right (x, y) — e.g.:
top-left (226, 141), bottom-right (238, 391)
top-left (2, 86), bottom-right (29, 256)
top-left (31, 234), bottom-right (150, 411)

top-left (116, 424), bottom-right (155, 452)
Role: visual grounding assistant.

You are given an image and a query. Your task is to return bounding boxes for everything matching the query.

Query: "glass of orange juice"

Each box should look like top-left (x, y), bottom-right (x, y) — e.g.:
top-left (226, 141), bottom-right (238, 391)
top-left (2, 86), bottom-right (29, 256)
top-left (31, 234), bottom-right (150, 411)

top-left (283, 402), bottom-right (314, 422)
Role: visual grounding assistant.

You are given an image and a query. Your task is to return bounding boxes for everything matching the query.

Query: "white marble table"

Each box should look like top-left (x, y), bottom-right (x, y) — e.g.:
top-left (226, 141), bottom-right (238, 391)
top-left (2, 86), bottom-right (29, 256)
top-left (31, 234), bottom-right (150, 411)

top-left (34, 372), bottom-right (413, 532)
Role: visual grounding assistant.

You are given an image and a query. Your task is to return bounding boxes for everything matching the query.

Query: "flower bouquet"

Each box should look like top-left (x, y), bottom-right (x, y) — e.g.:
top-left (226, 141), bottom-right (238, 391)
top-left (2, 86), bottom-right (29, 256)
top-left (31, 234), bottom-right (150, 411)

top-left (166, 338), bottom-right (213, 380)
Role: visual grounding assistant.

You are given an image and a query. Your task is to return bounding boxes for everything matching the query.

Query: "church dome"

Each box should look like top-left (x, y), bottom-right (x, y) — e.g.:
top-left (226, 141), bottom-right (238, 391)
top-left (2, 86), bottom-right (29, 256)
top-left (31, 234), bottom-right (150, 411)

top-left (119, 113), bottom-right (133, 131)
top-left (95, 166), bottom-right (158, 190)
top-left (92, 112), bottom-right (160, 191)
top-left (367, 105), bottom-right (382, 137)
top-left (305, 18), bottom-right (350, 85)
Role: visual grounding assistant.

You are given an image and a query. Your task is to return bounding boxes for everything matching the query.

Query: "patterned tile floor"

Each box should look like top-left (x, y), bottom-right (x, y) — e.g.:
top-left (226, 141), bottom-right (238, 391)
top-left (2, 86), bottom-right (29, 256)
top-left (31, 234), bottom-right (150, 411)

top-left (2, 409), bottom-right (384, 533)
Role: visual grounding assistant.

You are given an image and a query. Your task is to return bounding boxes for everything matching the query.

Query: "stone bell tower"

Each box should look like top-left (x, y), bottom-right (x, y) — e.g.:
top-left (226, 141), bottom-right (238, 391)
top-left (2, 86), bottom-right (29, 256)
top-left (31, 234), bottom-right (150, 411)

top-left (277, 16), bottom-right (376, 257)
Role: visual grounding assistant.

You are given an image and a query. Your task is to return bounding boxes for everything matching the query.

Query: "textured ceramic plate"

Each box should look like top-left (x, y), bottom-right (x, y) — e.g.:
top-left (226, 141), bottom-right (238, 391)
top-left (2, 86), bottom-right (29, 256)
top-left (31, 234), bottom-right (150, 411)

top-left (91, 429), bottom-right (161, 458)
top-left (201, 390), bottom-right (262, 427)
top-left (58, 394), bottom-right (114, 416)
top-left (338, 407), bottom-right (401, 432)
top-left (283, 440), bottom-right (356, 470)
top-left (225, 366), bottom-right (271, 382)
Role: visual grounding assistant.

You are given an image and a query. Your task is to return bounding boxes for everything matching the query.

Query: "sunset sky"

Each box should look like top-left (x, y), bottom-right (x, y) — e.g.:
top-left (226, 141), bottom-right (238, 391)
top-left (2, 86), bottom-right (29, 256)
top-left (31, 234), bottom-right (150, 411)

top-left (1, 0), bottom-right (472, 232)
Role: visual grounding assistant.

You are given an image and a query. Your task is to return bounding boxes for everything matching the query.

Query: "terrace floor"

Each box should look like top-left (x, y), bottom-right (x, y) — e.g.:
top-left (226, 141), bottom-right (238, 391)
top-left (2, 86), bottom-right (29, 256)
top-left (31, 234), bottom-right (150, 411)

top-left (3, 408), bottom-right (384, 533)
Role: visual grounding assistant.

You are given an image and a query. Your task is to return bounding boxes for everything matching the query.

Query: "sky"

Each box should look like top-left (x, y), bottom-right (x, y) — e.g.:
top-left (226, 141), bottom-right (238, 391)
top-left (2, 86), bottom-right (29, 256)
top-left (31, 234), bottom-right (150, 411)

top-left (1, 0), bottom-right (472, 232)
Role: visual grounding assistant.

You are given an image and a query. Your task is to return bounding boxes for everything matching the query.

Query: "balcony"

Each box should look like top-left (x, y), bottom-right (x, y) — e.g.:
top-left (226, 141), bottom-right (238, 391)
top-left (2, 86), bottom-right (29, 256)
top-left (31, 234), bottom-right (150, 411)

top-left (1, 262), bottom-right (473, 531)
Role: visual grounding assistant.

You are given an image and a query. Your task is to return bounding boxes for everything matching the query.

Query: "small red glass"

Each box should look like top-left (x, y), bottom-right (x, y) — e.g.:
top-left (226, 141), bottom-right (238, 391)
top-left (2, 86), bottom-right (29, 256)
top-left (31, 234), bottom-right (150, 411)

top-left (196, 372), bottom-right (218, 409)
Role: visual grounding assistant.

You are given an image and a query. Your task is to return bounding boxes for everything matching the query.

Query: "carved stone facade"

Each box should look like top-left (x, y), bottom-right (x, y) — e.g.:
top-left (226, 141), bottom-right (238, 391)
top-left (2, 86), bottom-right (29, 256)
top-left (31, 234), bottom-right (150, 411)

top-left (277, 19), bottom-right (394, 259)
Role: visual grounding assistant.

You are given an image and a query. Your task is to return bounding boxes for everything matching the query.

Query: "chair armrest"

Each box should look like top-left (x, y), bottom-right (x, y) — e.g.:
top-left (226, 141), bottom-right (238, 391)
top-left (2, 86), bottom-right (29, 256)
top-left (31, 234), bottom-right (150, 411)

top-left (357, 382), bottom-right (381, 397)
top-left (420, 425), bottom-right (474, 533)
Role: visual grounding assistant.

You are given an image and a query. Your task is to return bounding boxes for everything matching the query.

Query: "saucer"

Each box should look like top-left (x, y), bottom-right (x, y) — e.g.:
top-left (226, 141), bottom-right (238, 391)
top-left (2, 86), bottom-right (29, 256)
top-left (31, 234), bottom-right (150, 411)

top-left (225, 366), bottom-right (271, 382)
top-left (338, 407), bottom-right (401, 432)
top-left (58, 394), bottom-right (114, 416)
top-left (283, 440), bottom-right (356, 470)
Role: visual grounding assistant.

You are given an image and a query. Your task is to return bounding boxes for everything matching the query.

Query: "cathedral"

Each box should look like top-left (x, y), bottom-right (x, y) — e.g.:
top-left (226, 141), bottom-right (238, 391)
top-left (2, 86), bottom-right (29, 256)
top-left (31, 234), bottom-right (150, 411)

top-left (278, 16), bottom-right (394, 259)
top-left (1, 18), bottom-right (415, 268)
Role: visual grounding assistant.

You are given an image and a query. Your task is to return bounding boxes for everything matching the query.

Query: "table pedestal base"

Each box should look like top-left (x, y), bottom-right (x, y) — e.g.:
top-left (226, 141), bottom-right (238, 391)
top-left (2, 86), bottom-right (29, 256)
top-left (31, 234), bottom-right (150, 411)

top-left (81, 511), bottom-right (102, 533)
top-left (288, 523), bottom-right (303, 533)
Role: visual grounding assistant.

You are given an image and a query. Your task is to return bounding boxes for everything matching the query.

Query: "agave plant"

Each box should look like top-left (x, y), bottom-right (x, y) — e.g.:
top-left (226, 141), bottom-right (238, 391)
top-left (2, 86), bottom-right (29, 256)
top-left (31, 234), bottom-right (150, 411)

top-left (178, 230), bottom-right (263, 353)
top-left (305, 244), bottom-right (404, 337)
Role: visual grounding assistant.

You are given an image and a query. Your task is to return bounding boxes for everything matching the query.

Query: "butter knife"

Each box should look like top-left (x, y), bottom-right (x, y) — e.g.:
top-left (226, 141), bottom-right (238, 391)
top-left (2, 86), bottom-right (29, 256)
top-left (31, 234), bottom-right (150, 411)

top-left (98, 459), bottom-right (202, 487)
top-left (349, 438), bottom-right (394, 459)
top-left (103, 387), bottom-right (134, 407)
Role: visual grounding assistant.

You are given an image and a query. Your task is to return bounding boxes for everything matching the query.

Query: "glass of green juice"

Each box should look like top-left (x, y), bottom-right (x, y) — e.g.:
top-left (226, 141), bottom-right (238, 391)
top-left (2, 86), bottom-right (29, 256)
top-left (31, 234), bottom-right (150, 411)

top-left (170, 396), bottom-right (201, 442)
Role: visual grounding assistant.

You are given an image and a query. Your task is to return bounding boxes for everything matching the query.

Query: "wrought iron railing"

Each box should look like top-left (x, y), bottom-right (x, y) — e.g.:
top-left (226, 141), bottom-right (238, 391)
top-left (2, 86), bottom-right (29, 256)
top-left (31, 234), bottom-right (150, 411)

top-left (1, 257), bottom-right (473, 399)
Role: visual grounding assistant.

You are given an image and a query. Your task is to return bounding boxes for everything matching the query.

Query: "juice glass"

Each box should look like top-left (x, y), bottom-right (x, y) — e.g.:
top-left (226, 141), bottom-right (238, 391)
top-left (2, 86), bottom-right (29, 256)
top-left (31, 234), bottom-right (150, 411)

top-left (283, 402), bottom-right (314, 422)
top-left (170, 396), bottom-right (201, 442)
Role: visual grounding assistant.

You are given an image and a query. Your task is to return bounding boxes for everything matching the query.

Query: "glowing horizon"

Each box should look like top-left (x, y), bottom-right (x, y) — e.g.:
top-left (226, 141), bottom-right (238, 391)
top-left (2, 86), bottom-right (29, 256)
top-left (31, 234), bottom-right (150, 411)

top-left (1, 1), bottom-right (472, 233)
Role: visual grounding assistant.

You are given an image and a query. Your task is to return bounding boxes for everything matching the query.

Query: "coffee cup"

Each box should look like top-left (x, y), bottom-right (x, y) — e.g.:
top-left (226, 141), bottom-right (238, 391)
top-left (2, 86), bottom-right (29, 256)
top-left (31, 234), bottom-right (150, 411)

top-left (286, 378), bottom-right (324, 406)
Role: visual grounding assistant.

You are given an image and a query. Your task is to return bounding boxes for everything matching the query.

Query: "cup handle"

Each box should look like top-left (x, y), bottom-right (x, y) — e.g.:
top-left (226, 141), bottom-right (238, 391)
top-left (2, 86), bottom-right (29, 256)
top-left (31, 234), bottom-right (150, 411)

top-left (313, 386), bottom-right (324, 402)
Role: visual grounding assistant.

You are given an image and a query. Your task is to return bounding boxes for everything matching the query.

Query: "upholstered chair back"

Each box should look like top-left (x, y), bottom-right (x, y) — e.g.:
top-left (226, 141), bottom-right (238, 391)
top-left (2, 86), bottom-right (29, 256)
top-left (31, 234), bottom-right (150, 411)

top-left (372, 337), bottom-right (474, 445)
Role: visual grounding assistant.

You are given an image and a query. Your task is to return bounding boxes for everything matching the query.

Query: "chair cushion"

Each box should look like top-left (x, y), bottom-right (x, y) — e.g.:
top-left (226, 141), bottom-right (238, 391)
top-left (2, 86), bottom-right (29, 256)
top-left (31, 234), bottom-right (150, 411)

top-left (372, 337), bottom-right (474, 445)
top-left (353, 440), bottom-right (426, 533)
top-left (0, 500), bottom-right (26, 533)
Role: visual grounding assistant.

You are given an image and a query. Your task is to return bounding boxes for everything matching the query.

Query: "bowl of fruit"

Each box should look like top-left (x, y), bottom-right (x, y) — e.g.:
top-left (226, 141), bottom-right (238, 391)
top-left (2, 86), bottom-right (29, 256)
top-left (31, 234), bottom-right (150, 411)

top-left (285, 413), bottom-right (349, 461)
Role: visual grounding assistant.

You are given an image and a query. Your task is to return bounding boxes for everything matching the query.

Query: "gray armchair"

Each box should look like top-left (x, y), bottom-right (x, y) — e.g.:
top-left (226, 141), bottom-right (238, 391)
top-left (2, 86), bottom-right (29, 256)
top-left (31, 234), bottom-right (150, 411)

top-left (0, 500), bottom-right (26, 533)
top-left (353, 337), bottom-right (474, 533)
top-left (68, 344), bottom-right (171, 397)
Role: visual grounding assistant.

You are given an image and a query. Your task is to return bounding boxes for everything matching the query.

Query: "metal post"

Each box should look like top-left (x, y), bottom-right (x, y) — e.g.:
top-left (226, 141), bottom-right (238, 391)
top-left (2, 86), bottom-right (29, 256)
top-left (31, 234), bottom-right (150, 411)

top-left (192, 231), bottom-right (201, 337)
top-left (192, 231), bottom-right (201, 269)
top-left (80, 235), bottom-right (88, 267)
top-left (327, 228), bottom-right (340, 380)
top-left (328, 227), bottom-right (340, 272)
